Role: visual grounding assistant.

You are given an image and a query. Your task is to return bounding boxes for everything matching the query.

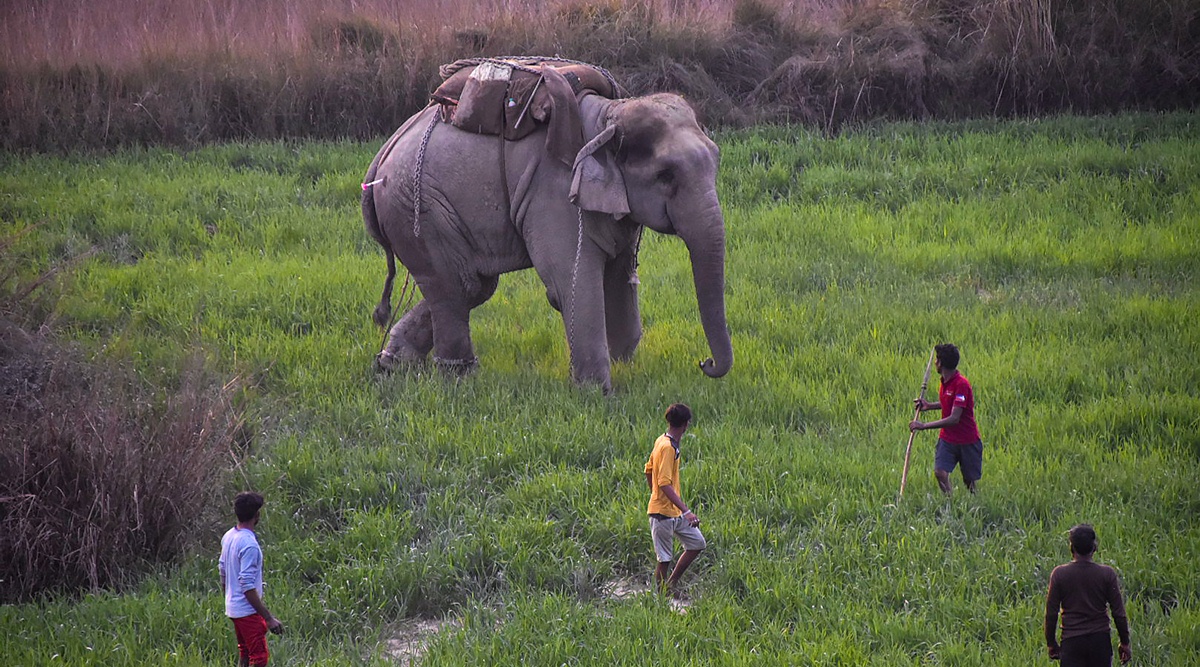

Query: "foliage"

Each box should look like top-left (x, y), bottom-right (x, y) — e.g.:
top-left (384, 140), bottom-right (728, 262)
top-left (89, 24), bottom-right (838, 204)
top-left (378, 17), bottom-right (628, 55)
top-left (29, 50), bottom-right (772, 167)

top-left (1, 0), bottom-right (1197, 151)
top-left (0, 112), bottom-right (1197, 663)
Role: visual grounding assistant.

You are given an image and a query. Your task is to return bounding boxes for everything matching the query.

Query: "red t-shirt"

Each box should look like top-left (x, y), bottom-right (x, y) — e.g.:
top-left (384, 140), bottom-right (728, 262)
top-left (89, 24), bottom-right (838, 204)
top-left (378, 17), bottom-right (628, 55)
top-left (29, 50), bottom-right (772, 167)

top-left (938, 371), bottom-right (980, 444)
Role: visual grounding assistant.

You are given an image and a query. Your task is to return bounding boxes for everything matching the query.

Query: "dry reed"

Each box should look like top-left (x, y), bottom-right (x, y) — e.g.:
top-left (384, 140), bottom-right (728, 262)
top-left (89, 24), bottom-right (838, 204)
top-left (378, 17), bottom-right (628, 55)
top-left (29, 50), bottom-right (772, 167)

top-left (1, 0), bottom-right (1195, 149)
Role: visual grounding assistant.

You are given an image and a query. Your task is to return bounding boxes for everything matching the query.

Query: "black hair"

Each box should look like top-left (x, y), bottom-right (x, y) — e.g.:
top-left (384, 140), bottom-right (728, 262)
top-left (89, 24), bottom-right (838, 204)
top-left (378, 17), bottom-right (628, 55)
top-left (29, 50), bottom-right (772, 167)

top-left (234, 492), bottom-right (265, 523)
top-left (1069, 524), bottom-right (1098, 556)
top-left (664, 403), bottom-right (692, 429)
top-left (935, 343), bottom-right (960, 370)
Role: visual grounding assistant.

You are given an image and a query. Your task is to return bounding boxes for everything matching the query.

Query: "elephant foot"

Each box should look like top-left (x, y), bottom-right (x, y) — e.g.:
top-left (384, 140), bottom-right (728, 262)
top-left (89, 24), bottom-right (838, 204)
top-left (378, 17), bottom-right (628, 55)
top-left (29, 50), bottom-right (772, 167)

top-left (571, 370), bottom-right (613, 395)
top-left (374, 349), bottom-right (427, 374)
top-left (374, 350), bottom-right (400, 373)
top-left (433, 355), bottom-right (479, 377)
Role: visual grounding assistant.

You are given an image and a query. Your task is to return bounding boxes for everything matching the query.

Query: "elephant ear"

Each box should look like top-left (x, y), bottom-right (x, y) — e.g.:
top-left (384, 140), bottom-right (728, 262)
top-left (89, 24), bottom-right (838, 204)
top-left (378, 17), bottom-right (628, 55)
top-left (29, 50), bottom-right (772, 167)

top-left (569, 123), bottom-right (629, 219)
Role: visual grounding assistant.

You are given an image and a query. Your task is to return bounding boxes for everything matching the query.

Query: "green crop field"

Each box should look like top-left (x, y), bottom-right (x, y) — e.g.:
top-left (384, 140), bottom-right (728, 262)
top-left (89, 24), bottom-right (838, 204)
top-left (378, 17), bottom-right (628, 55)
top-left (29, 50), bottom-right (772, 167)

top-left (2, 111), bottom-right (1198, 665)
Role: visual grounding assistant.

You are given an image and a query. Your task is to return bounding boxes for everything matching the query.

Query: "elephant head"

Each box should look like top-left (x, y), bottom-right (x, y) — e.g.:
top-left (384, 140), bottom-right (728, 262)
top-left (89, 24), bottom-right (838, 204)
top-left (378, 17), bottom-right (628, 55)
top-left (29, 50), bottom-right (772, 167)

top-left (571, 93), bottom-right (733, 378)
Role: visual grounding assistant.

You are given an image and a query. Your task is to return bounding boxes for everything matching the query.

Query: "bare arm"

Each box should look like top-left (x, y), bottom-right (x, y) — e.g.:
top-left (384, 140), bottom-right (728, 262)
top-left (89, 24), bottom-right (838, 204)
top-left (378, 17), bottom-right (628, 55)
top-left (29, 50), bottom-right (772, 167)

top-left (659, 484), bottom-right (699, 526)
top-left (243, 589), bottom-right (284, 634)
top-left (911, 406), bottom-right (963, 431)
top-left (913, 398), bottom-right (938, 412)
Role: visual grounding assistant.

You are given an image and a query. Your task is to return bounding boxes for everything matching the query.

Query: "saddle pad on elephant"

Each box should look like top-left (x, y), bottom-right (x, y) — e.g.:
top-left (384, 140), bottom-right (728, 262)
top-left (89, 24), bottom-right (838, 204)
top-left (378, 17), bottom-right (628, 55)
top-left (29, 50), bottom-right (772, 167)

top-left (433, 58), bottom-right (620, 149)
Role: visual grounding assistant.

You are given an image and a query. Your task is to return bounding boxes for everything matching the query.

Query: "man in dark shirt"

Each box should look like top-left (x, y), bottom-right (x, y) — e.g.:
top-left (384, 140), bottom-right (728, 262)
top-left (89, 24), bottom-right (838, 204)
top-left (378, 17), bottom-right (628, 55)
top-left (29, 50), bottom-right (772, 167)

top-left (1045, 524), bottom-right (1131, 665)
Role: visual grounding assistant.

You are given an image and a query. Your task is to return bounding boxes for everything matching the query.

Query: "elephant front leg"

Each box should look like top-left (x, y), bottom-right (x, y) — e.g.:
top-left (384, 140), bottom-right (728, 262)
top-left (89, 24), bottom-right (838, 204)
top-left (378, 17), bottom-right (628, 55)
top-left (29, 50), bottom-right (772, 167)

top-left (603, 252), bottom-right (642, 362)
top-left (557, 257), bottom-right (613, 392)
top-left (377, 299), bottom-right (433, 370)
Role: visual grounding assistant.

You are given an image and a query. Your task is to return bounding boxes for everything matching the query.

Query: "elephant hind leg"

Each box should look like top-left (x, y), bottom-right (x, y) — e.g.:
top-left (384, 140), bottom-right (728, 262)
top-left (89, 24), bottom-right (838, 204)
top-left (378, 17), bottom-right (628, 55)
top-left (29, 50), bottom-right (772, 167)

top-left (428, 273), bottom-right (499, 373)
top-left (467, 274), bottom-right (499, 308)
top-left (377, 299), bottom-right (433, 370)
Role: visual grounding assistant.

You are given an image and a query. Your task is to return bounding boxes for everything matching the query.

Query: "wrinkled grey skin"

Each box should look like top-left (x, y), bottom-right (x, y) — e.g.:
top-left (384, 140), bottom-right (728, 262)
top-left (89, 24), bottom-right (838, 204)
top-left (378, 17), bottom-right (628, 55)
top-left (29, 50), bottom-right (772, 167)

top-left (362, 92), bottom-right (732, 393)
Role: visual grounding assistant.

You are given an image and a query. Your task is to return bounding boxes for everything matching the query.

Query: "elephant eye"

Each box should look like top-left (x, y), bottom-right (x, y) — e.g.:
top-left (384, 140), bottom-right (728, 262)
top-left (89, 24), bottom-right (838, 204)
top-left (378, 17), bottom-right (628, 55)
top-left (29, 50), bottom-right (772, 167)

top-left (656, 168), bottom-right (675, 185)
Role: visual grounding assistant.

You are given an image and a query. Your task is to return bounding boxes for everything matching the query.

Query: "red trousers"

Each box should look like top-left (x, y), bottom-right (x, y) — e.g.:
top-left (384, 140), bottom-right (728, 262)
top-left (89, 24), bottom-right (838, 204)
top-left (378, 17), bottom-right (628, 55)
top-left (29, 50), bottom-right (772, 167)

top-left (231, 614), bottom-right (270, 666)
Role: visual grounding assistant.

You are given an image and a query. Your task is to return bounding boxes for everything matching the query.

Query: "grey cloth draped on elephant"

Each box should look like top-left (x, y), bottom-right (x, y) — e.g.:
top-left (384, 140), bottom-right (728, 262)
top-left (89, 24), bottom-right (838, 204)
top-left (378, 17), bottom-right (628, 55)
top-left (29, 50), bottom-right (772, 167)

top-left (362, 89), bottom-right (732, 393)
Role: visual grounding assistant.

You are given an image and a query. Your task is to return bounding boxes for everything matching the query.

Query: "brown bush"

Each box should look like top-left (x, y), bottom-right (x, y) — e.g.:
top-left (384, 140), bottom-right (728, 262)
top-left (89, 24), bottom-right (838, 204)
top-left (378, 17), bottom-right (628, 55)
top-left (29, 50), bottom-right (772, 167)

top-left (0, 233), bottom-right (247, 602)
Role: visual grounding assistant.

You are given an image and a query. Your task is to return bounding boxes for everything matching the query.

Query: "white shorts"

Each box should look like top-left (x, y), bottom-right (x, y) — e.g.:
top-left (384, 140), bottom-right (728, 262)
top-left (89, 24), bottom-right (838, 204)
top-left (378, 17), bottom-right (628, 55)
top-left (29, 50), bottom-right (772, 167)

top-left (649, 515), bottom-right (707, 562)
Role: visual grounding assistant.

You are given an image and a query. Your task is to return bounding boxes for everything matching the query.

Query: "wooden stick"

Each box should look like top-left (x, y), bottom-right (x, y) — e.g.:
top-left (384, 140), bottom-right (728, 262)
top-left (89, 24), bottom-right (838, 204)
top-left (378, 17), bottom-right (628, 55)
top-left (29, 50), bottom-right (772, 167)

top-left (898, 347), bottom-right (937, 502)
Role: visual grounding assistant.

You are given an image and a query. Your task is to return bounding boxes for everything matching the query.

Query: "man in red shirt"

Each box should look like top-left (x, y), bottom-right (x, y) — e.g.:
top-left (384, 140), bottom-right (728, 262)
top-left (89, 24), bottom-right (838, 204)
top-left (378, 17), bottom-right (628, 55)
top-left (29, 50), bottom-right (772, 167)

top-left (910, 343), bottom-right (982, 496)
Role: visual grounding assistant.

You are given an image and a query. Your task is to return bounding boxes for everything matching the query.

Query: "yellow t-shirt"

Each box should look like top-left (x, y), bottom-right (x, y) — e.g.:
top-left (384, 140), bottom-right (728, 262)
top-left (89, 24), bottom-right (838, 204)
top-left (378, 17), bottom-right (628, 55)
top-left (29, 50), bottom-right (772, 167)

top-left (645, 434), bottom-right (681, 517)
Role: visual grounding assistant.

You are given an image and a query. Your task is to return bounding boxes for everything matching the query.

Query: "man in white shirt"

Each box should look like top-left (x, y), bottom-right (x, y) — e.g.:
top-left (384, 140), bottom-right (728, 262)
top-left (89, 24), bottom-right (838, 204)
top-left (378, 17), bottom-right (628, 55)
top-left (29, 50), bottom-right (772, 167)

top-left (219, 492), bottom-right (284, 666)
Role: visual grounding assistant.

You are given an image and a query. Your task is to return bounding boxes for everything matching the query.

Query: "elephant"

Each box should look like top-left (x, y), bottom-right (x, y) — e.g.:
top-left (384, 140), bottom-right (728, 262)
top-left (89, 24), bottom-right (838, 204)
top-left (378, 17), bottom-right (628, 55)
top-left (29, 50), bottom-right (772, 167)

top-left (361, 85), bottom-right (732, 393)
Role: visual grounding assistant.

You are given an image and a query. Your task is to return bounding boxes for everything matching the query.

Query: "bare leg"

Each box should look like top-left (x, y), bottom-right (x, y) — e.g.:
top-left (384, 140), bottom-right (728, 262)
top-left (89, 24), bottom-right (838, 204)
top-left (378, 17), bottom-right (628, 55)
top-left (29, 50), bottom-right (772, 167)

top-left (654, 561), bottom-right (671, 591)
top-left (935, 470), bottom-right (953, 496)
top-left (666, 549), bottom-right (703, 593)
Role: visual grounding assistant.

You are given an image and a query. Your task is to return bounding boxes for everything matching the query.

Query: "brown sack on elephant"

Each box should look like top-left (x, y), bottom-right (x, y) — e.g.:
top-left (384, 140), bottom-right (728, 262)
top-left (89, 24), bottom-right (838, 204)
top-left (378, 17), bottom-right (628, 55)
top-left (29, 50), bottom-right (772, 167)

top-left (434, 60), bottom-right (617, 124)
top-left (433, 59), bottom-right (618, 164)
top-left (445, 61), bottom-right (512, 136)
top-left (505, 65), bottom-right (583, 166)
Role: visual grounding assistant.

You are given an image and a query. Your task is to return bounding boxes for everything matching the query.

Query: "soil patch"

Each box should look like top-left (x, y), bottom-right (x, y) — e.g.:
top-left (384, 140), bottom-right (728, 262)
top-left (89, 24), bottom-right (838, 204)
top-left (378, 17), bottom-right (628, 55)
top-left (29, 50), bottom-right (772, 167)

top-left (384, 618), bottom-right (458, 666)
top-left (599, 576), bottom-right (691, 613)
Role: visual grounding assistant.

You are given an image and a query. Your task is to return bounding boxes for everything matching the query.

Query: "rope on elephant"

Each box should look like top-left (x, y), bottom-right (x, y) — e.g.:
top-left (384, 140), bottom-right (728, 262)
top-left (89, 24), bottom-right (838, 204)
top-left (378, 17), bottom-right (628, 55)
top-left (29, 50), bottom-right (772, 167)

top-left (439, 56), bottom-right (622, 96)
top-left (377, 272), bottom-right (417, 353)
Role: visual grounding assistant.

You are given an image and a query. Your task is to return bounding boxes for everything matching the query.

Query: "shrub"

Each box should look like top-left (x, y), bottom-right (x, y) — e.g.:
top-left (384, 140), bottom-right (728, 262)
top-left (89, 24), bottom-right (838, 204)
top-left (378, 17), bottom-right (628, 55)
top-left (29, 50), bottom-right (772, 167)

top-left (0, 232), bottom-right (246, 602)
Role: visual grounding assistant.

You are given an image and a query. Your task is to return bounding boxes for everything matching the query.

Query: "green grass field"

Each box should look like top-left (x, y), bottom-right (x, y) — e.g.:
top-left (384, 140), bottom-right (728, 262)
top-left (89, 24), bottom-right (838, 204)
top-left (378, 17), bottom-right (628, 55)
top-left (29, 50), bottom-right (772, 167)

top-left (2, 111), bottom-right (1198, 665)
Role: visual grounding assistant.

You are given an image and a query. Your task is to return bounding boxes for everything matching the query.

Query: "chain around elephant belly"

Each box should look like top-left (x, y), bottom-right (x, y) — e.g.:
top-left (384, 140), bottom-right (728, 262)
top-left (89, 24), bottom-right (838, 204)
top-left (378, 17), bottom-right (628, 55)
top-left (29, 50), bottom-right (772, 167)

top-left (568, 207), bottom-right (586, 365)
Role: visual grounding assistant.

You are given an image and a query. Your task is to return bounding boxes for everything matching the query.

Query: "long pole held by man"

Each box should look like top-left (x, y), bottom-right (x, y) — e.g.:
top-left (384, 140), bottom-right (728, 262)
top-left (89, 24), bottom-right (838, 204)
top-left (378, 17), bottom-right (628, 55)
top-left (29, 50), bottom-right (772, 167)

top-left (898, 348), bottom-right (936, 502)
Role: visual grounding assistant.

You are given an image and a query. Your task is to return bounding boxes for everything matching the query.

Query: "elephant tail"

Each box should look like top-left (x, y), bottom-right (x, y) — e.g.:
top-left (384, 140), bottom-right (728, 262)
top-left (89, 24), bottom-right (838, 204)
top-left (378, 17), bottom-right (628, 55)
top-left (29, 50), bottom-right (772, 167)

top-left (373, 248), bottom-right (396, 329)
top-left (363, 105), bottom-right (436, 330)
top-left (362, 157), bottom-right (395, 330)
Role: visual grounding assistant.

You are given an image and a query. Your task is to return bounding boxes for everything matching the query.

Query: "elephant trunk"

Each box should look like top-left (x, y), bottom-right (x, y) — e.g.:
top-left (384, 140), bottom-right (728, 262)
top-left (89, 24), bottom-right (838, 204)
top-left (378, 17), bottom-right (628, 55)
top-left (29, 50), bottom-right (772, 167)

top-left (677, 197), bottom-right (733, 378)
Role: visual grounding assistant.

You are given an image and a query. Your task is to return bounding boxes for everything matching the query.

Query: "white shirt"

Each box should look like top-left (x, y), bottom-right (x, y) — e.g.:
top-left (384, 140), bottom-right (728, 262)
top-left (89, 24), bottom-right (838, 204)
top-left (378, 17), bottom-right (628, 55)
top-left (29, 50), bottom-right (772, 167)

top-left (218, 526), bottom-right (263, 618)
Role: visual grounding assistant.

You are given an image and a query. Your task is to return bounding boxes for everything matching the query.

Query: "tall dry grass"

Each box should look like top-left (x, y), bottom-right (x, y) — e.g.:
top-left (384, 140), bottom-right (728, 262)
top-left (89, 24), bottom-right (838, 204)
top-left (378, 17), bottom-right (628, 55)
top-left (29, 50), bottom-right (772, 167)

top-left (1, 0), bottom-right (1196, 150)
top-left (0, 230), bottom-right (247, 602)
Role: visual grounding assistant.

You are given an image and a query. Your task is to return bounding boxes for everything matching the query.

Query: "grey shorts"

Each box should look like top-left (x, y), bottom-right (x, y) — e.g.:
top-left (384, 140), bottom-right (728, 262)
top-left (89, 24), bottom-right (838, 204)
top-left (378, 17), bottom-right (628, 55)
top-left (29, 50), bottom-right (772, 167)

top-left (649, 515), bottom-right (707, 562)
top-left (935, 438), bottom-right (983, 483)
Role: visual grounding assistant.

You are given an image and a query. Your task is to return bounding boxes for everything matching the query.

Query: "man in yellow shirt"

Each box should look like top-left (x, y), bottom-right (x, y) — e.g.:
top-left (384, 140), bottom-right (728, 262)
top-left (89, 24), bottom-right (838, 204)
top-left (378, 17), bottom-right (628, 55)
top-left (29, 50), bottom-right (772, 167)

top-left (644, 403), bottom-right (707, 598)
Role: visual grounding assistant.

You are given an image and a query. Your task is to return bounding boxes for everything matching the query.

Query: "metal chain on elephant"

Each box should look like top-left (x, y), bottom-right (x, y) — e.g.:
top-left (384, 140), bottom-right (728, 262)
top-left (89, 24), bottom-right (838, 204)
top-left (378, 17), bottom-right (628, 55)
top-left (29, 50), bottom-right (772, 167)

top-left (567, 212), bottom-right (642, 365)
top-left (375, 108), bottom-right (436, 354)
top-left (433, 355), bottom-right (479, 370)
top-left (630, 226), bottom-right (644, 285)
top-left (412, 110), bottom-right (440, 238)
top-left (568, 207), bottom-right (585, 367)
